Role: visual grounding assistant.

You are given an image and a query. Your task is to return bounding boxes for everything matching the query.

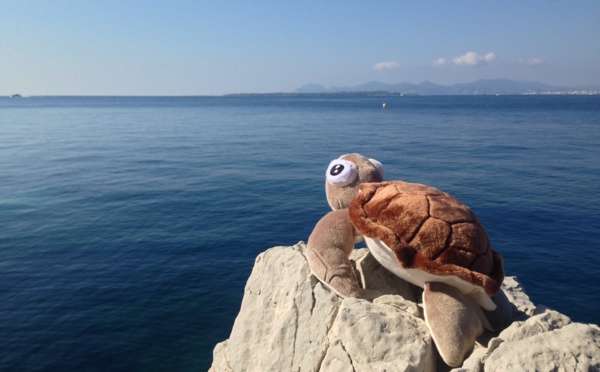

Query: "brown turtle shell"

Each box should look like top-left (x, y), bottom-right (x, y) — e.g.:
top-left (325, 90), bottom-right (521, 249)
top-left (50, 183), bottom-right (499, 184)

top-left (349, 181), bottom-right (504, 296)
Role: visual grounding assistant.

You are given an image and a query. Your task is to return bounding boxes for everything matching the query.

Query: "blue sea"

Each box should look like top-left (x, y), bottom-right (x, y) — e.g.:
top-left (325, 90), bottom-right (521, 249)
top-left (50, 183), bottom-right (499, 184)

top-left (1, 94), bottom-right (599, 371)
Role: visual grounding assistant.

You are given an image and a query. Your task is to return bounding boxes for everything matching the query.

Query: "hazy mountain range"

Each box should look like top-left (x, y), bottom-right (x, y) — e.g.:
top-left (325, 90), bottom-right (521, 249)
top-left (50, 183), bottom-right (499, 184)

top-left (294, 79), bottom-right (600, 95)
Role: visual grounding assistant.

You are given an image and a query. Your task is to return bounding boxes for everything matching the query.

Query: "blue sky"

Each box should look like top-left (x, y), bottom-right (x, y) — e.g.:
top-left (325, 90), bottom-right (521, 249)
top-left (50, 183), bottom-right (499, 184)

top-left (1, 1), bottom-right (599, 95)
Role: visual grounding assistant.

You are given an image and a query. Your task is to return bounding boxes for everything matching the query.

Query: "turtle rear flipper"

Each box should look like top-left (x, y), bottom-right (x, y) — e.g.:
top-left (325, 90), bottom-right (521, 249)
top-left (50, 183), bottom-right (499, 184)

top-left (423, 282), bottom-right (490, 367)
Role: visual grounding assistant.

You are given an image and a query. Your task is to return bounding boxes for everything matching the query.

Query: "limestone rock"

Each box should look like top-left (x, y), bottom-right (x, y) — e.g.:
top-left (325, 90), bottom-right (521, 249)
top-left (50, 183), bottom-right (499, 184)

top-left (210, 243), bottom-right (600, 372)
top-left (455, 309), bottom-right (600, 371)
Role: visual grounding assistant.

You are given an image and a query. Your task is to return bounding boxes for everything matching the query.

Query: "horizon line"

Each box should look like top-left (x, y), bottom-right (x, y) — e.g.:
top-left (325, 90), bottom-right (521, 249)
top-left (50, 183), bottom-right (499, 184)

top-left (4, 78), bottom-right (600, 98)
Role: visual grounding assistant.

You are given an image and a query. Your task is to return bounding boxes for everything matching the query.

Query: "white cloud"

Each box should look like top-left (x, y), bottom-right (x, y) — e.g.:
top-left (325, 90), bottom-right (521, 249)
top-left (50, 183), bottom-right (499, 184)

top-left (435, 52), bottom-right (496, 66)
top-left (374, 61), bottom-right (400, 71)
top-left (436, 52), bottom-right (544, 68)
top-left (435, 58), bottom-right (447, 65)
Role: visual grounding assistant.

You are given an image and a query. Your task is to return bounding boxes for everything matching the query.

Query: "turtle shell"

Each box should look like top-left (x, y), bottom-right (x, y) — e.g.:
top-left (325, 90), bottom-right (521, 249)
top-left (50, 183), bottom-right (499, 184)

top-left (349, 181), bottom-right (504, 296)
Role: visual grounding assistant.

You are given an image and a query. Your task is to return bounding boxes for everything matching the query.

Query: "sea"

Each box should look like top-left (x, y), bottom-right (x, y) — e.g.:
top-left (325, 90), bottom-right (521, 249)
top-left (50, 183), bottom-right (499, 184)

top-left (1, 94), bottom-right (599, 371)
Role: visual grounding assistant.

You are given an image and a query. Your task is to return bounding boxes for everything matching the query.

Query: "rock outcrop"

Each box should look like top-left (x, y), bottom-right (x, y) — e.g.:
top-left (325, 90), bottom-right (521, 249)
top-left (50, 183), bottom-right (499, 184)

top-left (210, 242), bottom-right (600, 371)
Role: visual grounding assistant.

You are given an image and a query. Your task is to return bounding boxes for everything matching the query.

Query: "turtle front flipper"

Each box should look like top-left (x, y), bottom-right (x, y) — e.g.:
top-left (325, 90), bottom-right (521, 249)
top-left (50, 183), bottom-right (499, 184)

top-left (423, 282), bottom-right (489, 367)
top-left (307, 209), bottom-right (364, 298)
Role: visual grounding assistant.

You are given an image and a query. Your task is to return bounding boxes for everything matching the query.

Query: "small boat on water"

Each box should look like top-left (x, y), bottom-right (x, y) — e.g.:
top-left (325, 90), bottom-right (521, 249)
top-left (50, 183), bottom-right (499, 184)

top-left (11, 94), bottom-right (22, 98)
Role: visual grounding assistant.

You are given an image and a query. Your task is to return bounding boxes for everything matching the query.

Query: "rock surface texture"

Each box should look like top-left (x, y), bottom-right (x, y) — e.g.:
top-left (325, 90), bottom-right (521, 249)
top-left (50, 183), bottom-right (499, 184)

top-left (210, 242), bottom-right (600, 371)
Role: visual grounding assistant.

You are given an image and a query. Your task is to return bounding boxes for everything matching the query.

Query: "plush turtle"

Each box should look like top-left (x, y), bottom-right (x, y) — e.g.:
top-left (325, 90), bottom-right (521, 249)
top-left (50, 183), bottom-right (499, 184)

top-left (307, 153), bottom-right (512, 367)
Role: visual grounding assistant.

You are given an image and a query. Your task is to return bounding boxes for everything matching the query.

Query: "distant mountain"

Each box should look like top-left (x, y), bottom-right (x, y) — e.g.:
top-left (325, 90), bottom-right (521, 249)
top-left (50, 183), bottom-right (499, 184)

top-left (294, 79), bottom-right (600, 95)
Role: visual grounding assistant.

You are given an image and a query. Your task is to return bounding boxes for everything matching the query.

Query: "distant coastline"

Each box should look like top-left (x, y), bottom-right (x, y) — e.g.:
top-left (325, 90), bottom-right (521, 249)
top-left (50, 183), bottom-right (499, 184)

top-left (223, 78), bottom-right (600, 97)
top-left (225, 90), bottom-right (600, 97)
top-left (7, 79), bottom-right (600, 98)
top-left (224, 91), bottom-right (411, 97)
top-left (291, 78), bottom-right (600, 96)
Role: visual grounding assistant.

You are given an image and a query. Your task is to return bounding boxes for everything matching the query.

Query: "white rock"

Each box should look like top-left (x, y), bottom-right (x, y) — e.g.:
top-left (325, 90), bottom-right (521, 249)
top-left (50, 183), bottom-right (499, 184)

top-left (211, 243), bottom-right (600, 372)
top-left (485, 322), bottom-right (600, 371)
top-left (210, 243), bottom-right (433, 371)
top-left (456, 309), bottom-right (600, 371)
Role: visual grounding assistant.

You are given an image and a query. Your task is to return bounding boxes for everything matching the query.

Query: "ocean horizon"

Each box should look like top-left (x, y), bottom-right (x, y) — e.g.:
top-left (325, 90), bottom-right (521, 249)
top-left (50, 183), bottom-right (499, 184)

top-left (1, 94), bottom-right (599, 371)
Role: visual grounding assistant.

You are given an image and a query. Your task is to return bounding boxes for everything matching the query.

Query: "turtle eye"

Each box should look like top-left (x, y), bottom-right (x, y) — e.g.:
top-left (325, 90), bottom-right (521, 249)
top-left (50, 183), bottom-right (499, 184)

top-left (326, 159), bottom-right (358, 187)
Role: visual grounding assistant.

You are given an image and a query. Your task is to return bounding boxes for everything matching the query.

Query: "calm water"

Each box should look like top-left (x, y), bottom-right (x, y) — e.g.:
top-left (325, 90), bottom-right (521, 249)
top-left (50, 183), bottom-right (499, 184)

top-left (1, 95), bottom-right (599, 371)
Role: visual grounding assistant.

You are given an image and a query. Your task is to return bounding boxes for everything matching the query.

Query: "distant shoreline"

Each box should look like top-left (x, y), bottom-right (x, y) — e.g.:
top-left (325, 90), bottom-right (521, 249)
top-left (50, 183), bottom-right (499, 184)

top-left (224, 90), bottom-right (600, 97)
top-left (5, 87), bottom-right (600, 99)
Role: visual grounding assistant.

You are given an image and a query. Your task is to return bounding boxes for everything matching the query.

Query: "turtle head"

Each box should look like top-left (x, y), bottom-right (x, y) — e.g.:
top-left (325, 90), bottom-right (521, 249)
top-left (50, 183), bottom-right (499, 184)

top-left (325, 153), bottom-right (384, 210)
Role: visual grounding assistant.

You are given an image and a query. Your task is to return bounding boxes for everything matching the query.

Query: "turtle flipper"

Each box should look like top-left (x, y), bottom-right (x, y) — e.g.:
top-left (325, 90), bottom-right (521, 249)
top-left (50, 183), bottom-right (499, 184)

top-left (307, 209), bottom-right (363, 298)
top-left (423, 282), bottom-right (486, 367)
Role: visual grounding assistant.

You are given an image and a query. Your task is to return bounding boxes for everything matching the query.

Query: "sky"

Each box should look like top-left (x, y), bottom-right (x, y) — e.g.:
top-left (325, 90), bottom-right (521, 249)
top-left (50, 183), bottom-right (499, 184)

top-left (1, 1), bottom-right (599, 96)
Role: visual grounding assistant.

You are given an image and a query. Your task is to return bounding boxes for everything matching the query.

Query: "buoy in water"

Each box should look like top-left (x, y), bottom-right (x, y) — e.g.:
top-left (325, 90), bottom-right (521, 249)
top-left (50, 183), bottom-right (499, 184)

top-left (382, 103), bottom-right (387, 109)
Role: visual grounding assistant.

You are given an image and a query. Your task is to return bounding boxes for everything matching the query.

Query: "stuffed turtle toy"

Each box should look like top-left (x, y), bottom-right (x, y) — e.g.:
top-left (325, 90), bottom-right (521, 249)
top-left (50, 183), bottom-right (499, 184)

top-left (307, 153), bottom-right (512, 367)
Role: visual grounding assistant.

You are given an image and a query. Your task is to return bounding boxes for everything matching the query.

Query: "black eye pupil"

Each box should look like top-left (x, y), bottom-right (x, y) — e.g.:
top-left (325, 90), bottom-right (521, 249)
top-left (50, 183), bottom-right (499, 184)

top-left (330, 164), bottom-right (344, 176)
